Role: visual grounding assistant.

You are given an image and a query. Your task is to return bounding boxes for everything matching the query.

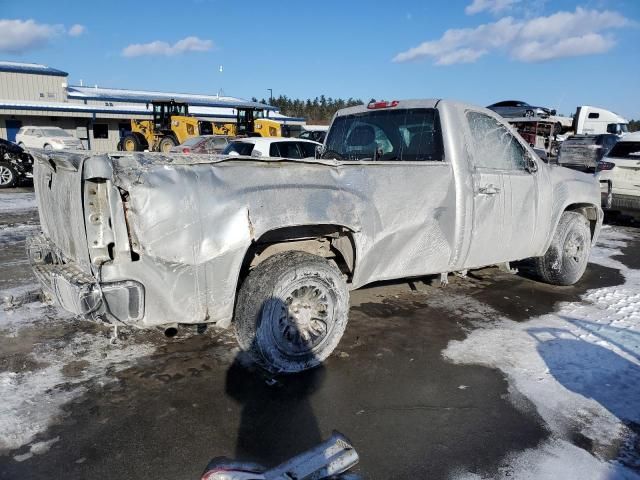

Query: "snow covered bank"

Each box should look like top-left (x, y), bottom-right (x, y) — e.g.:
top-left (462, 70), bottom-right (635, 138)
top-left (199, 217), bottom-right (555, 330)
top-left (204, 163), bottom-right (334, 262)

top-left (446, 226), bottom-right (640, 478)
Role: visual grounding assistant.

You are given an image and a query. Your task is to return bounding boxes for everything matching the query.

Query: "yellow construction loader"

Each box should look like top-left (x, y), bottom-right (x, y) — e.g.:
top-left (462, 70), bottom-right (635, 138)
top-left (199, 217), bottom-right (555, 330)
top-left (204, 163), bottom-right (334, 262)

top-left (213, 107), bottom-right (302, 138)
top-left (120, 100), bottom-right (213, 152)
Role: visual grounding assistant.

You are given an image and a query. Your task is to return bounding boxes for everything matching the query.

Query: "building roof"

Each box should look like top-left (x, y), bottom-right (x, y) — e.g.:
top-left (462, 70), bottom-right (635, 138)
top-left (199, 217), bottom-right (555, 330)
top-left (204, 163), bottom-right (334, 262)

top-left (67, 85), bottom-right (277, 110)
top-left (0, 99), bottom-right (305, 123)
top-left (0, 61), bottom-right (68, 77)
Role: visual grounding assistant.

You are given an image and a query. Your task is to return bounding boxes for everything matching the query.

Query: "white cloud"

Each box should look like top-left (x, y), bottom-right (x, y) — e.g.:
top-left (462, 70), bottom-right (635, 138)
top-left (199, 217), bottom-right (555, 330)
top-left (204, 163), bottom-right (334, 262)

top-left (393, 7), bottom-right (631, 65)
top-left (465, 0), bottom-right (519, 15)
top-left (512, 33), bottom-right (614, 62)
top-left (436, 48), bottom-right (488, 65)
top-left (0, 19), bottom-right (63, 54)
top-left (122, 36), bottom-right (213, 57)
top-left (67, 24), bottom-right (86, 37)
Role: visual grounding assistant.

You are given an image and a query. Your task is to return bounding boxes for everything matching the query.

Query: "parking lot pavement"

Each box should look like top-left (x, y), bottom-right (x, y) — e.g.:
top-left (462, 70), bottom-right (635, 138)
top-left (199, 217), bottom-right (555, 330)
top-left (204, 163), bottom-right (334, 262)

top-left (1, 202), bottom-right (639, 479)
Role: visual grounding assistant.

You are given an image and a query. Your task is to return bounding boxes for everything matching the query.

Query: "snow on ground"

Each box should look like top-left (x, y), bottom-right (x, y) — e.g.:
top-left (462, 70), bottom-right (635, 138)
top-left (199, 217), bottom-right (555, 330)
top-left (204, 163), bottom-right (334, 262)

top-left (0, 192), bottom-right (36, 212)
top-left (0, 224), bottom-right (39, 245)
top-left (445, 226), bottom-right (640, 479)
top-left (0, 300), bottom-right (155, 453)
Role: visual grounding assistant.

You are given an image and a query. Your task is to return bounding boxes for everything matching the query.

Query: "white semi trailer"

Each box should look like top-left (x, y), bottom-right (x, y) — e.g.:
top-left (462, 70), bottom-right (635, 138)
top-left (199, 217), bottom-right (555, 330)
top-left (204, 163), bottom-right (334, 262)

top-left (573, 106), bottom-right (629, 135)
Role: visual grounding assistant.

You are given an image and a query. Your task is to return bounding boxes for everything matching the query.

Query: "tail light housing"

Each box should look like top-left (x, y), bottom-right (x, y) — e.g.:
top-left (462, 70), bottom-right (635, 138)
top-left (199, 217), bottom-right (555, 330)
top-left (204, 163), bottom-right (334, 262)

top-left (182, 147), bottom-right (191, 154)
top-left (597, 161), bottom-right (615, 171)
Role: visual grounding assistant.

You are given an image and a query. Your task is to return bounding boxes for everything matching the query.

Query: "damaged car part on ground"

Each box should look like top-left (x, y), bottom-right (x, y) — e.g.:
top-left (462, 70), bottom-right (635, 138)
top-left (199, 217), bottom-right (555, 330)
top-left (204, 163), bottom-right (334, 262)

top-left (201, 431), bottom-right (359, 480)
top-left (26, 99), bottom-right (604, 373)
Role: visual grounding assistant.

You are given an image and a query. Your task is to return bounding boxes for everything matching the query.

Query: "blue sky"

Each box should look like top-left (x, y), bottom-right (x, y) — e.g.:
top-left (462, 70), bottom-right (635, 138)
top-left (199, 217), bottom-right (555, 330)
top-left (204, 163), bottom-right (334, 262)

top-left (1, 0), bottom-right (639, 118)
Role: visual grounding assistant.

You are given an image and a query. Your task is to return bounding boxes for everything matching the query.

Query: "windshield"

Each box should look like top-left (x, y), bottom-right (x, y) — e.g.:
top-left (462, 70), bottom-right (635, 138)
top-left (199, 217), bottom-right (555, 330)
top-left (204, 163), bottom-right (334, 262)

top-left (324, 108), bottom-right (443, 161)
top-left (223, 141), bottom-right (255, 156)
top-left (41, 128), bottom-right (71, 137)
top-left (608, 141), bottom-right (640, 159)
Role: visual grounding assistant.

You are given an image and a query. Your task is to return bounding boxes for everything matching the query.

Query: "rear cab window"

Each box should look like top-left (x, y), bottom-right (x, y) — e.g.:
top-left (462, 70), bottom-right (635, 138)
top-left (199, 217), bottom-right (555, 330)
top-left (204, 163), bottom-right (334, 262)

top-left (324, 108), bottom-right (444, 161)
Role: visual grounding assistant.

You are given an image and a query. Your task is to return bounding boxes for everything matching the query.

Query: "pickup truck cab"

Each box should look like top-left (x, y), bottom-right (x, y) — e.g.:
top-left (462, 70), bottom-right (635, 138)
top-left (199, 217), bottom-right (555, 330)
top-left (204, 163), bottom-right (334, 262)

top-left (27, 99), bottom-right (603, 373)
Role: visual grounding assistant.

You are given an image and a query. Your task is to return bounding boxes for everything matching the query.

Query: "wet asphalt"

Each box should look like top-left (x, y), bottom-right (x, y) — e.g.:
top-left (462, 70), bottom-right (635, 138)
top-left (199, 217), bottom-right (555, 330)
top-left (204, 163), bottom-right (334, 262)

top-left (0, 192), bottom-right (638, 479)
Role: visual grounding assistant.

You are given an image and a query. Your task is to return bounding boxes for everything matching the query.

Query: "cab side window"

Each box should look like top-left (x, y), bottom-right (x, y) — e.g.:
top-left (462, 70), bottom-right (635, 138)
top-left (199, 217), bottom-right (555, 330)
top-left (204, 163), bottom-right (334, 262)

top-left (466, 111), bottom-right (526, 170)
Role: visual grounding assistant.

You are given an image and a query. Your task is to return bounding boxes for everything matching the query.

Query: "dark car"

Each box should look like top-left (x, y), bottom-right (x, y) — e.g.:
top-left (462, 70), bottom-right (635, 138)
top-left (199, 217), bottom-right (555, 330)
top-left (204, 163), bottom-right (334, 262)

top-left (299, 130), bottom-right (327, 143)
top-left (487, 100), bottom-right (556, 119)
top-left (0, 138), bottom-right (33, 188)
top-left (169, 135), bottom-right (231, 154)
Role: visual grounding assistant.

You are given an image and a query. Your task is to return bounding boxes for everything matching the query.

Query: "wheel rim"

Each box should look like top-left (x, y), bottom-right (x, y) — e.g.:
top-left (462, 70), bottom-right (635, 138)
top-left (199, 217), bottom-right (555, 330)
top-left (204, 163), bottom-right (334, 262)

top-left (123, 138), bottom-right (136, 151)
top-left (270, 280), bottom-right (335, 356)
top-left (44, 145), bottom-right (52, 150)
top-left (564, 230), bottom-right (587, 266)
top-left (525, 110), bottom-right (534, 118)
top-left (161, 140), bottom-right (173, 152)
top-left (0, 166), bottom-right (13, 185)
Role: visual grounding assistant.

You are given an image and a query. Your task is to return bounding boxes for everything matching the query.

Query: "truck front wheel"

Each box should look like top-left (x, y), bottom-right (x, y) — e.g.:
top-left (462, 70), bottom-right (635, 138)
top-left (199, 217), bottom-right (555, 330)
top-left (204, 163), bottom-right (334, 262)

top-left (234, 251), bottom-right (349, 373)
top-left (534, 211), bottom-right (591, 286)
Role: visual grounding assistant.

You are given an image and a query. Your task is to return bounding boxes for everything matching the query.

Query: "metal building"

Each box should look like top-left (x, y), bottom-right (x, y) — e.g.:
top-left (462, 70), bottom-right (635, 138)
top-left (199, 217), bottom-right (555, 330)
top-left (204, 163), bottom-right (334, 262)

top-left (0, 61), bottom-right (303, 152)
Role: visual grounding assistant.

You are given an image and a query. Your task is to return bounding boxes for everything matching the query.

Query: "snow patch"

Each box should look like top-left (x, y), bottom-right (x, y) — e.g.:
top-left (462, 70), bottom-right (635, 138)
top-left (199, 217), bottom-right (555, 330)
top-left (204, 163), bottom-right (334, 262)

top-left (0, 223), bottom-right (39, 245)
top-left (0, 192), bottom-right (36, 212)
top-left (0, 304), bottom-right (154, 453)
top-left (12, 436), bottom-right (59, 462)
top-left (454, 439), bottom-right (638, 480)
top-left (444, 226), bottom-right (640, 476)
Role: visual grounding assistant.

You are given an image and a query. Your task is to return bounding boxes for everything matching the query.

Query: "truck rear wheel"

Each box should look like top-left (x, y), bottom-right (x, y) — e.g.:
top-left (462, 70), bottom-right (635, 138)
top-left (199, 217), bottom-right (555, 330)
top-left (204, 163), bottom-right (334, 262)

top-left (159, 136), bottom-right (176, 152)
top-left (234, 251), bottom-right (349, 373)
top-left (534, 211), bottom-right (591, 286)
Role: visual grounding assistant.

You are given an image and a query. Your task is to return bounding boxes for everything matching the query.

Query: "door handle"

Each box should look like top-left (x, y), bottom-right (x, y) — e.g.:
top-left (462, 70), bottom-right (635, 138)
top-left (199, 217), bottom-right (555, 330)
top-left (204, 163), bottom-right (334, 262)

top-left (478, 184), bottom-right (501, 195)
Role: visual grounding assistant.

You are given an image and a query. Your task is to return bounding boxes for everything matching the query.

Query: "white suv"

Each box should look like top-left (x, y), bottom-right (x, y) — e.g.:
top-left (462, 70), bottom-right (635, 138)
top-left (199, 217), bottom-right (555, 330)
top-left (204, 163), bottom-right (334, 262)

top-left (222, 137), bottom-right (321, 158)
top-left (602, 132), bottom-right (640, 211)
top-left (15, 126), bottom-right (84, 151)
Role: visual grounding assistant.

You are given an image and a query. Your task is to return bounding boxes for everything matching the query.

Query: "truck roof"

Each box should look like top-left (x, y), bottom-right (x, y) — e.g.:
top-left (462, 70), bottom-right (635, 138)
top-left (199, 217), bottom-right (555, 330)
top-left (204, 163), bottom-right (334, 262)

top-left (334, 99), bottom-right (442, 117)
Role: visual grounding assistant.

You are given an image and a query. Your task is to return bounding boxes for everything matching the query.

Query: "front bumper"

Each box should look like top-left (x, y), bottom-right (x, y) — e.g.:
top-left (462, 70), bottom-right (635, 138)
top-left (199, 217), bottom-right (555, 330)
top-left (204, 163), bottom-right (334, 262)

top-left (27, 234), bottom-right (144, 322)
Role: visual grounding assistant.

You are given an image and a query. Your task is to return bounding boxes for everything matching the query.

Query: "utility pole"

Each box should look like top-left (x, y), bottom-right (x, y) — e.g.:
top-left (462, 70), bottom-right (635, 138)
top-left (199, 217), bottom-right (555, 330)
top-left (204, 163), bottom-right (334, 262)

top-left (268, 88), bottom-right (273, 104)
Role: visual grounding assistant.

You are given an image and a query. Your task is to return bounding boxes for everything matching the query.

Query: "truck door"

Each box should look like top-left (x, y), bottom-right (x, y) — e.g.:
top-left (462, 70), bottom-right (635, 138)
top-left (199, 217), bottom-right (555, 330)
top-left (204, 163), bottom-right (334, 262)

top-left (464, 111), bottom-right (508, 268)
top-left (464, 111), bottom-right (538, 267)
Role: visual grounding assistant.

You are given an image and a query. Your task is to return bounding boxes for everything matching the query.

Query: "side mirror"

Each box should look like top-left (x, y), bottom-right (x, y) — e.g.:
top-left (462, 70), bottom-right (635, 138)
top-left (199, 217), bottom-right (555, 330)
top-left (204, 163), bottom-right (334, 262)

top-left (525, 151), bottom-right (538, 173)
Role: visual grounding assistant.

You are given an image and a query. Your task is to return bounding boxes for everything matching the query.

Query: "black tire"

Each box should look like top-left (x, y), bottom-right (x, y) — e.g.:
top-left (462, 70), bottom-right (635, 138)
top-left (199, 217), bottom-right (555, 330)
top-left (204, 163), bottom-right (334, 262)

top-left (534, 212), bottom-right (591, 286)
top-left (121, 133), bottom-right (141, 152)
top-left (0, 162), bottom-right (18, 188)
top-left (159, 136), bottom-right (177, 153)
top-left (234, 251), bottom-right (349, 373)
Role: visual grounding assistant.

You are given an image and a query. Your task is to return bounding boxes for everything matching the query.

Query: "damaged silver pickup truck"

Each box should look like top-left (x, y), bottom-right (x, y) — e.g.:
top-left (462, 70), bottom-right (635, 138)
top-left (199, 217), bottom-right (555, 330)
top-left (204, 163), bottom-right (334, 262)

top-left (27, 99), bottom-right (602, 373)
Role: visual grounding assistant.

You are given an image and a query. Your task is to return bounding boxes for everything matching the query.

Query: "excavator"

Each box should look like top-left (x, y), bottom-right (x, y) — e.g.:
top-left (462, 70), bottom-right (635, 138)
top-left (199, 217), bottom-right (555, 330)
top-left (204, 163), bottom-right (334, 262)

top-left (120, 100), bottom-right (213, 152)
top-left (213, 107), bottom-right (302, 138)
